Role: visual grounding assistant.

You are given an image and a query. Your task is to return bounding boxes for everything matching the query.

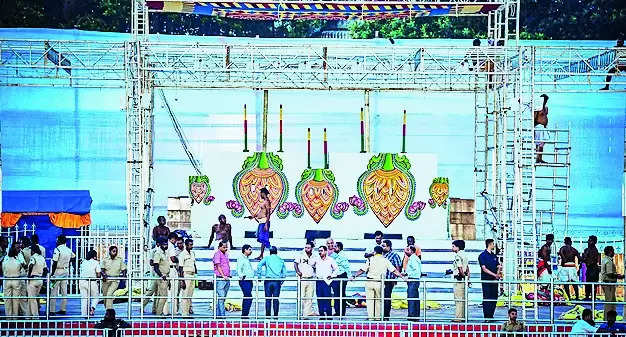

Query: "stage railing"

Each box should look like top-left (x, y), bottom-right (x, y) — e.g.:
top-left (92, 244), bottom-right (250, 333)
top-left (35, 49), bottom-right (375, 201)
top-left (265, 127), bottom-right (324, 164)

top-left (1, 321), bottom-right (601, 337)
top-left (1, 275), bottom-right (623, 324)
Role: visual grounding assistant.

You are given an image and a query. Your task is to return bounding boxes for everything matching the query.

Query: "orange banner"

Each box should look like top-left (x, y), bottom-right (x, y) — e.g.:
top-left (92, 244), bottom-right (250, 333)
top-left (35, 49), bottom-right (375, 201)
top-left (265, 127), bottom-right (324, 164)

top-left (48, 213), bottom-right (91, 229)
top-left (1, 212), bottom-right (90, 229)
top-left (1, 213), bottom-right (22, 228)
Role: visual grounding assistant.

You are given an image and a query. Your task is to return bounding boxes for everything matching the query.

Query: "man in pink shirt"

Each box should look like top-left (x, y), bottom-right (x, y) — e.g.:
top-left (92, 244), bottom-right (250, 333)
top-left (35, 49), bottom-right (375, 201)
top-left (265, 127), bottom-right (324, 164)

top-left (213, 241), bottom-right (231, 317)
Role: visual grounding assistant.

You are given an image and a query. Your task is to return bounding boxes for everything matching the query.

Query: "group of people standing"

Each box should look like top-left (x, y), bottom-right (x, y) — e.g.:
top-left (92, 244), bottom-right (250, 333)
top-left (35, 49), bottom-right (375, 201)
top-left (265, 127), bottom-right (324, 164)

top-left (209, 229), bottom-right (421, 321)
top-left (146, 215), bottom-right (198, 317)
top-left (537, 234), bottom-right (624, 318)
top-left (0, 235), bottom-right (47, 318)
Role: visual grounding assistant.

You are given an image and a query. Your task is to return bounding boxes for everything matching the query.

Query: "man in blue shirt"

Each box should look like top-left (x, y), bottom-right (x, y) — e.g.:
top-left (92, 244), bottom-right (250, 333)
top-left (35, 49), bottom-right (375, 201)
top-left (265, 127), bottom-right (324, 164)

top-left (404, 245), bottom-right (422, 320)
top-left (382, 240), bottom-right (402, 320)
top-left (256, 246), bottom-right (286, 318)
top-left (599, 310), bottom-right (626, 333)
top-left (332, 241), bottom-right (351, 317)
top-left (236, 244), bottom-right (255, 318)
top-left (478, 239), bottom-right (501, 319)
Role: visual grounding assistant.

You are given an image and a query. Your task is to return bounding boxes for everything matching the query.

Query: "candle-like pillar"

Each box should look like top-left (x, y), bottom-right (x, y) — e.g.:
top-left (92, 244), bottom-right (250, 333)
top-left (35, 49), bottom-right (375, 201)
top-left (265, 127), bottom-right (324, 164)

top-left (402, 109), bottom-right (407, 153)
top-left (323, 128), bottom-right (328, 169)
top-left (243, 104), bottom-right (249, 152)
top-left (278, 104), bottom-right (284, 152)
top-left (307, 128), bottom-right (311, 169)
top-left (360, 107), bottom-right (365, 153)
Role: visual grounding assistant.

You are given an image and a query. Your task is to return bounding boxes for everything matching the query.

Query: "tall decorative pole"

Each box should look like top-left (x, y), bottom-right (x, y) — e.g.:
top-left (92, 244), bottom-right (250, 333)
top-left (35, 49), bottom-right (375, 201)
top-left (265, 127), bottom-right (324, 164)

top-left (243, 104), bottom-right (249, 152)
top-left (324, 128), bottom-right (328, 169)
top-left (307, 128), bottom-right (311, 168)
top-left (402, 109), bottom-right (407, 153)
top-left (278, 104), bottom-right (284, 152)
top-left (360, 107), bottom-right (365, 153)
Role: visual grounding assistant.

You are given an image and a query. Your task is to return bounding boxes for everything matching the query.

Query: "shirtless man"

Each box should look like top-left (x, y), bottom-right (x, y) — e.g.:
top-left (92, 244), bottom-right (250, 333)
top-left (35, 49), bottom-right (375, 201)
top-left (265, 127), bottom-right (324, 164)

top-left (537, 234), bottom-right (554, 285)
top-left (246, 187), bottom-right (272, 260)
top-left (558, 237), bottom-right (581, 301)
top-left (208, 215), bottom-right (233, 249)
top-left (534, 94), bottom-right (549, 164)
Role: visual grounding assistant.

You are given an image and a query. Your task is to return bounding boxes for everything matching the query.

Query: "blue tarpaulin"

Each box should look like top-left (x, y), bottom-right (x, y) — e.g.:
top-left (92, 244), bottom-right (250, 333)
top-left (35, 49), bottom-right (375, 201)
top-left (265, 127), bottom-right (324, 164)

top-left (2, 190), bottom-right (92, 213)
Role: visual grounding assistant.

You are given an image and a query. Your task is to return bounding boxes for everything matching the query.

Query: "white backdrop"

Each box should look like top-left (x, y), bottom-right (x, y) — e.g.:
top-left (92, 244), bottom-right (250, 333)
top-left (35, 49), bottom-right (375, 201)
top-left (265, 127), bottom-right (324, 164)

top-left (190, 152), bottom-right (449, 240)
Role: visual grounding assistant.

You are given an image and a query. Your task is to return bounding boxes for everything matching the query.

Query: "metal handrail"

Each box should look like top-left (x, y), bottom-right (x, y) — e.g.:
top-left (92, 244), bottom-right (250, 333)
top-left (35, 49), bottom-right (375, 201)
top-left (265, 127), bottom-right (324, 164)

top-left (2, 274), bottom-right (623, 323)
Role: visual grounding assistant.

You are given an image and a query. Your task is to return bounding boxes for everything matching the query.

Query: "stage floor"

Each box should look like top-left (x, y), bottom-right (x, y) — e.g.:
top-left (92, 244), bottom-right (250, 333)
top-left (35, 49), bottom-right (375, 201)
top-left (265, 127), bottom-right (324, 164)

top-left (1, 298), bottom-right (620, 323)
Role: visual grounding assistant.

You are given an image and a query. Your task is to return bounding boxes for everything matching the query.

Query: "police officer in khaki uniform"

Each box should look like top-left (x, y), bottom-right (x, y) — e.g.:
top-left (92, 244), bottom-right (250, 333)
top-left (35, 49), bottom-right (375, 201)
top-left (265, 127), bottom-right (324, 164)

top-left (101, 245), bottom-right (127, 309)
top-left (451, 240), bottom-right (469, 321)
top-left (351, 245), bottom-right (406, 320)
top-left (27, 245), bottom-right (48, 317)
top-left (163, 233), bottom-right (180, 315)
top-left (16, 240), bottom-right (30, 316)
top-left (178, 238), bottom-right (197, 316)
top-left (142, 245), bottom-right (158, 314)
top-left (2, 245), bottom-right (23, 317)
top-left (152, 238), bottom-right (171, 316)
top-left (50, 235), bottom-right (76, 315)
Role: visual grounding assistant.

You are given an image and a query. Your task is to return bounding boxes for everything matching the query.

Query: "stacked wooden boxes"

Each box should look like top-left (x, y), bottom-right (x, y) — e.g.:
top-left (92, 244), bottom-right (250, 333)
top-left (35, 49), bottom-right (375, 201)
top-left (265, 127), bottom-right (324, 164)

top-left (449, 198), bottom-right (476, 240)
top-left (167, 196), bottom-right (192, 230)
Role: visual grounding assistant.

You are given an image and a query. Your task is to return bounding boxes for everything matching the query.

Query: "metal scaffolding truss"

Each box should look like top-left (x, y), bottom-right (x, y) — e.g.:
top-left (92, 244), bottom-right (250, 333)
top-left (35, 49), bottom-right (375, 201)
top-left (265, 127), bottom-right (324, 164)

top-left (0, 0), bottom-right (622, 280)
top-left (1, 40), bottom-right (623, 91)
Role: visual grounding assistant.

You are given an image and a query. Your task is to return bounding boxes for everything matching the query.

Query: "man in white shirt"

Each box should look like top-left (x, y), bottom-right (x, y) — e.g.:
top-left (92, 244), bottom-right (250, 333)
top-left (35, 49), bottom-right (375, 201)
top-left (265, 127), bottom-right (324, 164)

top-left (312, 246), bottom-right (338, 319)
top-left (163, 233), bottom-right (180, 315)
top-left (79, 250), bottom-right (101, 317)
top-left (294, 242), bottom-right (319, 318)
top-left (236, 244), bottom-right (255, 318)
top-left (50, 235), bottom-right (76, 315)
top-left (570, 309), bottom-right (599, 336)
top-left (178, 239), bottom-right (197, 316)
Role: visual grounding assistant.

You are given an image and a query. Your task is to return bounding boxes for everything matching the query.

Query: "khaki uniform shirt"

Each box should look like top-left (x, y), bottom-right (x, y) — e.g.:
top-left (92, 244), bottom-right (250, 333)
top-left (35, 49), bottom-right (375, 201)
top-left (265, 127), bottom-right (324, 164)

top-left (361, 254), bottom-right (396, 279)
top-left (22, 247), bottom-right (33, 265)
top-left (101, 256), bottom-right (127, 277)
top-left (2, 257), bottom-right (22, 277)
top-left (28, 254), bottom-right (46, 276)
top-left (600, 256), bottom-right (617, 283)
top-left (179, 249), bottom-right (196, 275)
top-left (295, 252), bottom-right (318, 278)
top-left (52, 245), bottom-right (75, 272)
top-left (37, 245), bottom-right (46, 260)
top-left (152, 248), bottom-right (171, 276)
top-left (17, 251), bottom-right (27, 276)
top-left (501, 320), bottom-right (525, 332)
top-left (453, 251), bottom-right (469, 278)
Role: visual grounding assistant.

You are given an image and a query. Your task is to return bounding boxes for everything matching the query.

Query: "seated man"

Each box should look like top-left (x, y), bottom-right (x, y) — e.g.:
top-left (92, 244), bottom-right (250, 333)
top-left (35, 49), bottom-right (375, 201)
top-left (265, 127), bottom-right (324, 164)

top-left (500, 308), bottom-right (525, 337)
top-left (94, 309), bottom-right (131, 337)
top-left (599, 310), bottom-right (626, 333)
top-left (570, 308), bottom-right (613, 336)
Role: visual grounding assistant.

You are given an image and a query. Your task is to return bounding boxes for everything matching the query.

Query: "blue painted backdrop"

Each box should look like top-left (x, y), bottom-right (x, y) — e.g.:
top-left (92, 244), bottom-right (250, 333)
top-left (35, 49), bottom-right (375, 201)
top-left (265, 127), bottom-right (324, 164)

top-left (1, 29), bottom-right (624, 238)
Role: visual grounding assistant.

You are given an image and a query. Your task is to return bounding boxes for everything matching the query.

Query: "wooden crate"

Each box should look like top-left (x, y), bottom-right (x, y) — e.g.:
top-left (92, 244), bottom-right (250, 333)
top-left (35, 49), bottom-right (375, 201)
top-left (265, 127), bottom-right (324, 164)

top-left (168, 196), bottom-right (191, 230)
top-left (449, 198), bottom-right (475, 213)
top-left (449, 212), bottom-right (474, 224)
top-left (450, 223), bottom-right (476, 240)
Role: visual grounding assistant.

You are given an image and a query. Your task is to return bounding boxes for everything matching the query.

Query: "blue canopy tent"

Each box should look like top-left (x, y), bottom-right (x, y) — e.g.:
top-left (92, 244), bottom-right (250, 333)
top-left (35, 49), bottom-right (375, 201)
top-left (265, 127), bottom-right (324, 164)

top-left (2, 190), bottom-right (92, 259)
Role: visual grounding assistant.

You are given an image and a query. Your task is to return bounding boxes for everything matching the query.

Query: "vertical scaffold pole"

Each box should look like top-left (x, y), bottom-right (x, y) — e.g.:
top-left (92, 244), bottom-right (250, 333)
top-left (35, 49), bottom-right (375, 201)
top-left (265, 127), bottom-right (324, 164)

top-left (263, 89), bottom-right (268, 152)
top-left (278, 104), bottom-right (284, 152)
top-left (243, 104), bottom-right (249, 152)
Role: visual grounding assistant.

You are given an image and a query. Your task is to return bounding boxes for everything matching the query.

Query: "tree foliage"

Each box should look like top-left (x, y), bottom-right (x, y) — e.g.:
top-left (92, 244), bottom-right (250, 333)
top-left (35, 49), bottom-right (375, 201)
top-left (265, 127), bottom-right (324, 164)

top-left (0, 0), bottom-right (623, 39)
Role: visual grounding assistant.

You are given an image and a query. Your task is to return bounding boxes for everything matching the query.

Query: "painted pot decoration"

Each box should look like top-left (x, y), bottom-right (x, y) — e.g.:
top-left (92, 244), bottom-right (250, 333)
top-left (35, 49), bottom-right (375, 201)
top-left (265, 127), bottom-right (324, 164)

top-left (189, 176), bottom-right (212, 205)
top-left (295, 168), bottom-right (341, 223)
top-left (356, 153), bottom-right (416, 227)
top-left (429, 177), bottom-right (449, 207)
top-left (231, 152), bottom-right (288, 217)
